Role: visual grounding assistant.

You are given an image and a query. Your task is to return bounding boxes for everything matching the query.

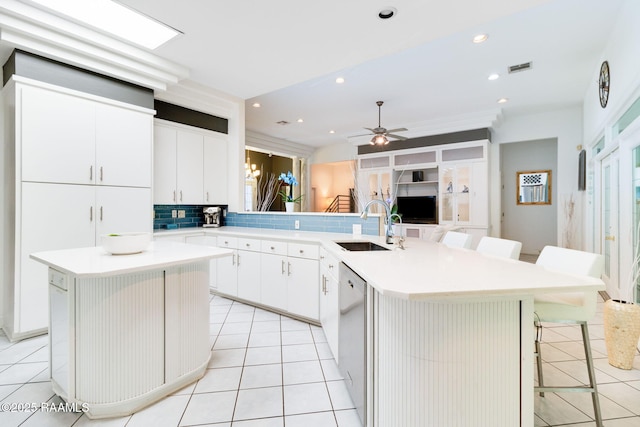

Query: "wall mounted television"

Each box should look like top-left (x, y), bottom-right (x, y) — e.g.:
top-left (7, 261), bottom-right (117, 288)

top-left (395, 196), bottom-right (437, 224)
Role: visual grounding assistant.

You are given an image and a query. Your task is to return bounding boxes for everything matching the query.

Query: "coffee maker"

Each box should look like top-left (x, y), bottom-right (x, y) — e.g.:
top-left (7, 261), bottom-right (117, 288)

top-left (203, 206), bottom-right (222, 228)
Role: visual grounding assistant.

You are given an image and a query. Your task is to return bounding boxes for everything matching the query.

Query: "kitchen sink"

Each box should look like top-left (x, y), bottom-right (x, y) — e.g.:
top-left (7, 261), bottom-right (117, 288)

top-left (334, 241), bottom-right (390, 251)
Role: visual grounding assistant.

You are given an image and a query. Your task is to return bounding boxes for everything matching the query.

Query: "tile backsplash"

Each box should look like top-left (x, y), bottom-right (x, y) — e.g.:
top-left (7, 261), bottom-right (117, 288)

top-left (154, 206), bottom-right (380, 235)
top-left (225, 212), bottom-right (379, 235)
top-left (153, 205), bottom-right (227, 230)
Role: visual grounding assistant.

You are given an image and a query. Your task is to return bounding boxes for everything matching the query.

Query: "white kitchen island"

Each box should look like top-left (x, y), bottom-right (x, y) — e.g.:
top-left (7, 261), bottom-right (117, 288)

top-left (327, 239), bottom-right (605, 427)
top-left (30, 241), bottom-right (232, 419)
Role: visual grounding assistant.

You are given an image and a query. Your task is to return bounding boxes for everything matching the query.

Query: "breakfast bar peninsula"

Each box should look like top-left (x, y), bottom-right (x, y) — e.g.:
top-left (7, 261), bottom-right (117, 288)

top-left (31, 240), bottom-right (232, 419)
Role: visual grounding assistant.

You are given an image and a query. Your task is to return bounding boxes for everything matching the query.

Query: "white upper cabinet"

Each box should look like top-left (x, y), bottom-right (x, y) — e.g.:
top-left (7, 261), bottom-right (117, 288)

top-left (95, 104), bottom-right (152, 188)
top-left (153, 125), bottom-right (178, 204)
top-left (154, 121), bottom-right (228, 205)
top-left (176, 131), bottom-right (204, 204)
top-left (204, 134), bottom-right (228, 204)
top-left (20, 84), bottom-right (152, 188)
top-left (21, 85), bottom-right (95, 184)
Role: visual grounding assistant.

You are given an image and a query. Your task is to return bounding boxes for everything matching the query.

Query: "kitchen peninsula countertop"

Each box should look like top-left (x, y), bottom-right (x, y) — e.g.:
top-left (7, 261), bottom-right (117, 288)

top-left (154, 227), bottom-right (605, 300)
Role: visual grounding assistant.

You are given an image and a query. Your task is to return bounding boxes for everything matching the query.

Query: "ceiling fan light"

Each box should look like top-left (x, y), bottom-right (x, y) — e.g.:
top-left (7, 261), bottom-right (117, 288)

top-left (371, 134), bottom-right (388, 145)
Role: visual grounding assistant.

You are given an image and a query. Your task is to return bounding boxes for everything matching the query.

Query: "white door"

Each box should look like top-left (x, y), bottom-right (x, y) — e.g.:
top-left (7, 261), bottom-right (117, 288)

top-left (261, 253), bottom-right (288, 311)
top-left (154, 125), bottom-right (178, 204)
top-left (601, 153), bottom-right (620, 297)
top-left (287, 257), bottom-right (319, 320)
top-left (236, 250), bottom-right (261, 301)
top-left (203, 133), bottom-right (228, 204)
top-left (20, 85), bottom-right (95, 185)
top-left (95, 186), bottom-right (152, 238)
top-left (217, 251), bottom-right (238, 296)
top-left (20, 182), bottom-right (95, 332)
top-left (176, 131), bottom-right (204, 204)
top-left (96, 104), bottom-right (152, 188)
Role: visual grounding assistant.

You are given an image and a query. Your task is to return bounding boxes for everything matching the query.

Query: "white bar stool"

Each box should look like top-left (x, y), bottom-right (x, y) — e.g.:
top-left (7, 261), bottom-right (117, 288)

top-left (533, 246), bottom-right (604, 427)
top-left (476, 236), bottom-right (522, 260)
top-left (441, 231), bottom-right (472, 249)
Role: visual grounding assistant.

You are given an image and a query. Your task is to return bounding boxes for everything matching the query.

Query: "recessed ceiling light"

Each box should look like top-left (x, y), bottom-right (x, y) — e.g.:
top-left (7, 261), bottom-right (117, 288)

top-left (297, 118), bottom-right (304, 123)
top-left (30, 0), bottom-right (181, 49)
top-left (335, 77), bottom-right (345, 84)
top-left (488, 73), bottom-right (500, 81)
top-left (329, 130), bottom-right (335, 134)
top-left (378, 7), bottom-right (397, 20)
top-left (252, 102), bottom-right (261, 108)
top-left (473, 34), bottom-right (488, 44)
top-left (497, 97), bottom-right (509, 104)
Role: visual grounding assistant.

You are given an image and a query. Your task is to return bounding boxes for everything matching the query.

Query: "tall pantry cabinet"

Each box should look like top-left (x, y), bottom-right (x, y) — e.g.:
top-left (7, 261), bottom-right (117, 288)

top-left (1, 76), bottom-right (154, 341)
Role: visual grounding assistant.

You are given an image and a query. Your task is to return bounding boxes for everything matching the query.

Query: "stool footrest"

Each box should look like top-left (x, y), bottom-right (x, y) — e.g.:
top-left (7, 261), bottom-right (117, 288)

top-left (535, 386), bottom-right (596, 393)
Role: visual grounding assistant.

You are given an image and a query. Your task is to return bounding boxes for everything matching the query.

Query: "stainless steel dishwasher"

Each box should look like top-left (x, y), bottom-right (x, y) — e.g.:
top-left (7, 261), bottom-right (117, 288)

top-left (338, 262), bottom-right (367, 426)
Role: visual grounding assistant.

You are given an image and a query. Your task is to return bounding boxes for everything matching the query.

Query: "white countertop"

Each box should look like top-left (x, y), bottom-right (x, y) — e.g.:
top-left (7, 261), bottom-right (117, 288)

top-left (154, 227), bottom-right (605, 301)
top-left (30, 241), bottom-right (233, 277)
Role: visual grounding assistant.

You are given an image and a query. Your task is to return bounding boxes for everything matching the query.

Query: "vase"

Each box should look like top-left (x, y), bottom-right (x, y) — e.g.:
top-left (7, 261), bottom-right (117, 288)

top-left (603, 299), bottom-right (640, 369)
top-left (285, 202), bottom-right (294, 213)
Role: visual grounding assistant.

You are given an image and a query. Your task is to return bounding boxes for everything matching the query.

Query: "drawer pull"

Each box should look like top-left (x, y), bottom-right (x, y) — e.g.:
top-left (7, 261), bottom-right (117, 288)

top-left (270, 246), bottom-right (275, 250)
top-left (299, 249), bottom-right (304, 254)
top-left (246, 243), bottom-right (250, 247)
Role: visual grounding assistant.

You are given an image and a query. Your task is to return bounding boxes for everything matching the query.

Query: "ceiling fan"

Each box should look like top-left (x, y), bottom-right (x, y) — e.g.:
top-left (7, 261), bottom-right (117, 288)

top-left (364, 101), bottom-right (408, 145)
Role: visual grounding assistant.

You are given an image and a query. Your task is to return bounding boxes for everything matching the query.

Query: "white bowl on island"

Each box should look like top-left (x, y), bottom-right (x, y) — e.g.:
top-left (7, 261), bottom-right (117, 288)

top-left (101, 232), bottom-right (151, 255)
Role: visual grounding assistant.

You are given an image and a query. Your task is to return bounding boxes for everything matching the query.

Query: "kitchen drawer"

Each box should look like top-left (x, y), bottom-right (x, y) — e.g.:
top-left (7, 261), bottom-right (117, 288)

top-left (217, 236), bottom-right (238, 249)
top-left (288, 242), bottom-right (319, 260)
top-left (261, 239), bottom-right (287, 256)
top-left (238, 237), bottom-right (262, 252)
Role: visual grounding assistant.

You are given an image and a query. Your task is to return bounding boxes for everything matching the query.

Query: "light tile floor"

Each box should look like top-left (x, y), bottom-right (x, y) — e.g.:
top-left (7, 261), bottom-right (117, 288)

top-left (0, 294), bottom-right (638, 426)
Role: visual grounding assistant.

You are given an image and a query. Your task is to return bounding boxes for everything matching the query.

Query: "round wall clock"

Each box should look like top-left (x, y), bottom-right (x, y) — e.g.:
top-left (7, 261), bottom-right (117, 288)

top-left (599, 60), bottom-right (610, 108)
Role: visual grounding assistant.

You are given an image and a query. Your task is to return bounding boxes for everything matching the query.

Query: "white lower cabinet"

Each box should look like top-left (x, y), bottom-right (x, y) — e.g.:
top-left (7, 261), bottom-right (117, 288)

top-left (251, 240), bottom-right (320, 322)
top-left (16, 182), bottom-right (151, 336)
top-left (260, 240), bottom-right (288, 311)
top-left (287, 243), bottom-right (320, 321)
top-left (319, 247), bottom-right (339, 359)
top-left (237, 238), bottom-right (262, 301)
top-left (217, 237), bottom-right (238, 296)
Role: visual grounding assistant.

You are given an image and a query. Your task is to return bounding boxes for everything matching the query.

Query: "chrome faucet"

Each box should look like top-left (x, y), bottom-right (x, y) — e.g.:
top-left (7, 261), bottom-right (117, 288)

top-left (360, 199), bottom-right (394, 244)
top-left (390, 213), bottom-right (405, 249)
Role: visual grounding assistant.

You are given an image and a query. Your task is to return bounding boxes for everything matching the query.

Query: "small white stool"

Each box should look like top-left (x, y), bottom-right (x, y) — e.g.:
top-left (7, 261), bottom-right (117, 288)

top-left (441, 231), bottom-right (472, 249)
top-left (534, 246), bottom-right (604, 427)
top-left (476, 236), bottom-right (522, 260)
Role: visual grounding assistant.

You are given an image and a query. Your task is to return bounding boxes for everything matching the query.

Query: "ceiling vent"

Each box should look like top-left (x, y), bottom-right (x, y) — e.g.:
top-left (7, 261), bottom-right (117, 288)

top-left (276, 120), bottom-right (290, 125)
top-left (508, 62), bottom-right (532, 74)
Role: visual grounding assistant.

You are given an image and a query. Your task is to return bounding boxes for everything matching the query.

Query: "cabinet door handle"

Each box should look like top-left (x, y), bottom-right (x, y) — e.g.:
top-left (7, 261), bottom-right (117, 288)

top-left (232, 254), bottom-right (236, 266)
top-left (281, 260), bottom-right (285, 274)
top-left (89, 165), bottom-right (93, 181)
top-left (100, 206), bottom-right (103, 221)
top-left (180, 190), bottom-right (183, 202)
top-left (173, 191), bottom-right (176, 202)
top-left (206, 191), bottom-right (209, 202)
top-left (287, 262), bottom-right (291, 276)
top-left (236, 254), bottom-right (240, 266)
top-left (89, 206), bottom-right (93, 221)
top-left (100, 166), bottom-right (103, 182)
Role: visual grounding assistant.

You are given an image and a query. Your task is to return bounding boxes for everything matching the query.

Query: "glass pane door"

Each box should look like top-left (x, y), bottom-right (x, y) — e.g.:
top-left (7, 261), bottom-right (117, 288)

top-left (601, 153), bottom-right (619, 298)
top-left (633, 147), bottom-right (640, 302)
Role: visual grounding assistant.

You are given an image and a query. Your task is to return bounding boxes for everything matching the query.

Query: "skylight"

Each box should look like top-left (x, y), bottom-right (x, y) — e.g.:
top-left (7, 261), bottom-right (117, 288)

top-left (29, 0), bottom-right (181, 49)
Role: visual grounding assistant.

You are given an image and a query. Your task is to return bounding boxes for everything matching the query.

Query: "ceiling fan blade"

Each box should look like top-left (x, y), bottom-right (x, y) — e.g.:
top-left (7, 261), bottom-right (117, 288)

top-left (349, 132), bottom-right (373, 138)
top-left (386, 127), bottom-right (408, 133)
top-left (387, 133), bottom-right (408, 141)
top-left (363, 127), bottom-right (376, 132)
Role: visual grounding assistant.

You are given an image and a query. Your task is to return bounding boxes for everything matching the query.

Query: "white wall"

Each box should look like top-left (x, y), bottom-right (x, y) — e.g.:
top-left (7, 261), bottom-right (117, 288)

top-left (582, 0), bottom-right (640, 300)
top-left (490, 106), bottom-right (584, 247)
top-left (310, 142), bottom-right (357, 165)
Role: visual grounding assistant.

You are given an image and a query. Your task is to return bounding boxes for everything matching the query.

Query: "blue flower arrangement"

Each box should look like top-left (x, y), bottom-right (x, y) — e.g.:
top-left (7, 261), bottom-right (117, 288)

top-left (278, 171), bottom-right (303, 203)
